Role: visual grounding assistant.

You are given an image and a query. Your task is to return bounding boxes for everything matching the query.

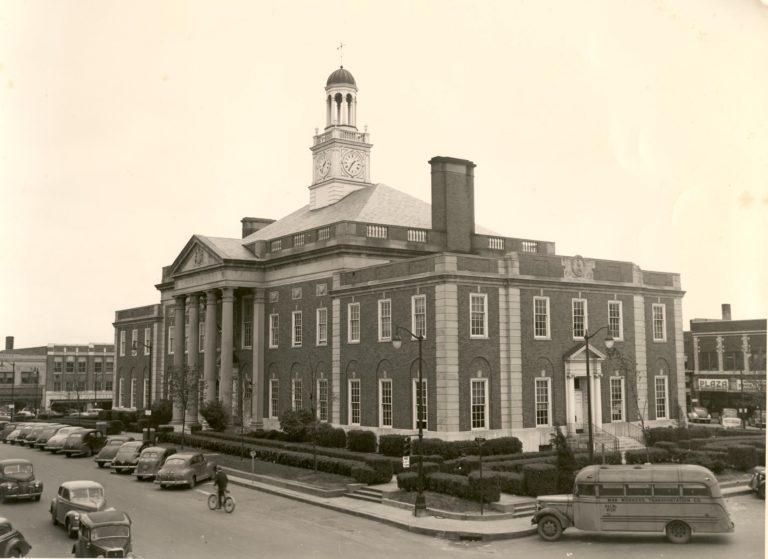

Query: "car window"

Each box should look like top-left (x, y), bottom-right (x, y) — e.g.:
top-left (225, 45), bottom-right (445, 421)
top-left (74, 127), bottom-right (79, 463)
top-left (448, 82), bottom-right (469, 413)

top-left (599, 484), bottom-right (625, 496)
top-left (141, 451), bottom-right (159, 459)
top-left (577, 484), bottom-right (595, 496)
top-left (92, 525), bottom-right (130, 539)
top-left (0, 524), bottom-right (10, 536)
top-left (626, 484), bottom-right (652, 496)
top-left (3, 463), bottom-right (32, 474)
top-left (682, 484), bottom-right (710, 497)
top-left (165, 458), bottom-right (187, 467)
top-left (61, 488), bottom-right (70, 500)
top-left (653, 484), bottom-right (680, 496)
top-left (70, 487), bottom-right (104, 501)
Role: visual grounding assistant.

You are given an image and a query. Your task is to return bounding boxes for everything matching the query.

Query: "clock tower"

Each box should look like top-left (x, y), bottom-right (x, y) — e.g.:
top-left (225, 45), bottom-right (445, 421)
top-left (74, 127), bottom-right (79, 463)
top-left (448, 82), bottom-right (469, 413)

top-left (309, 66), bottom-right (373, 210)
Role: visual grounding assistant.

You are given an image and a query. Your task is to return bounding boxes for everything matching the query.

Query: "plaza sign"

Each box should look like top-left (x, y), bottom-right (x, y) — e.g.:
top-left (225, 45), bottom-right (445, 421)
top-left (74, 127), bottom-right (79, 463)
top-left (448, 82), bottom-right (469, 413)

top-left (698, 378), bottom-right (729, 391)
top-left (698, 378), bottom-right (766, 393)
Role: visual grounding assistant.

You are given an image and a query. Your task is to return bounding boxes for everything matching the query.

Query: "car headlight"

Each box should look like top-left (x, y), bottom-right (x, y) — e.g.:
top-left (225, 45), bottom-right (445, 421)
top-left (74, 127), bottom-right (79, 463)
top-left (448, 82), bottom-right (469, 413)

top-left (1, 482), bottom-right (14, 490)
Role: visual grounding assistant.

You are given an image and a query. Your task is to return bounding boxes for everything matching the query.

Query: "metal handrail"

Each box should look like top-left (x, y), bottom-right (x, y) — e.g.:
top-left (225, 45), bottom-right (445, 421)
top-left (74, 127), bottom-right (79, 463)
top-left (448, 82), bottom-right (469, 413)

top-left (607, 421), bottom-right (647, 446)
top-left (566, 423), bottom-right (620, 453)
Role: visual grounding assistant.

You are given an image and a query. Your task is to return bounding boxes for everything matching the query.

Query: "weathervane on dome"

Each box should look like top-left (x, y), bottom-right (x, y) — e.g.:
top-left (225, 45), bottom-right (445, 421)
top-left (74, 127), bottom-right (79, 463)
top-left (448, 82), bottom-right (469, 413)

top-left (337, 42), bottom-right (346, 67)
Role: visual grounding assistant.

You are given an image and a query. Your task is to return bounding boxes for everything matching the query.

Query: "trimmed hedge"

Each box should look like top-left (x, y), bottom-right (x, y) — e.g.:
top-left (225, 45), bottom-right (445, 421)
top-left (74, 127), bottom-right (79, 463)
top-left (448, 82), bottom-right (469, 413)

top-left (467, 471), bottom-right (502, 502)
top-left (654, 441), bottom-right (680, 452)
top-left (396, 472), bottom-right (419, 492)
top-left (522, 463), bottom-right (559, 497)
top-left (727, 445), bottom-right (758, 471)
top-left (625, 447), bottom-right (670, 464)
top-left (412, 438), bottom-right (447, 457)
top-left (106, 420), bottom-right (124, 435)
top-left (379, 434), bottom-right (407, 457)
top-left (491, 471), bottom-right (525, 495)
top-left (647, 426), bottom-right (760, 446)
top-left (314, 424), bottom-right (347, 448)
top-left (347, 430), bottom-right (377, 453)
top-left (671, 450), bottom-right (727, 474)
top-left (352, 465), bottom-right (391, 485)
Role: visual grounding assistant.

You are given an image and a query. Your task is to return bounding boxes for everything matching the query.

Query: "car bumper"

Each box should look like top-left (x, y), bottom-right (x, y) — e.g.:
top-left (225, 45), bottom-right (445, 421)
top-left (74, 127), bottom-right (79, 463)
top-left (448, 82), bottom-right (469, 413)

top-left (3, 489), bottom-right (43, 499)
top-left (155, 479), bottom-right (190, 486)
top-left (62, 449), bottom-right (87, 456)
top-left (113, 463), bottom-right (137, 471)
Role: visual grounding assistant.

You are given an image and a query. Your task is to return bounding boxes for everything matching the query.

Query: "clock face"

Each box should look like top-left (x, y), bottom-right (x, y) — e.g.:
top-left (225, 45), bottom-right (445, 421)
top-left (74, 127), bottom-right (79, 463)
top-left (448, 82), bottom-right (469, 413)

top-left (315, 155), bottom-right (330, 180)
top-left (341, 150), bottom-right (364, 178)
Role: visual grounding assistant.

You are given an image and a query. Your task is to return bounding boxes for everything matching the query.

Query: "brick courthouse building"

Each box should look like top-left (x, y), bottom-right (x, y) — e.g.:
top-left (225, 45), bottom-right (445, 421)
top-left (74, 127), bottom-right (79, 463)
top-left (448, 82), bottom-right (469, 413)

top-left (115, 67), bottom-right (686, 450)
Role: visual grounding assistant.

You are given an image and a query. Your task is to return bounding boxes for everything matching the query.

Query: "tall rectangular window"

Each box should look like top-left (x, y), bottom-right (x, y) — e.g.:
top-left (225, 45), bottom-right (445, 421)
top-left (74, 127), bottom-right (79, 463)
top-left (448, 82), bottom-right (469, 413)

top-left (379, 379), bottom-right (393, 428)
top-left (533, 296), bottom-right (550, 339)
top-left (316, 308), bottom-right (328, 346)
top-left (655, 376), bottom-right (668, 419)
top-left (411, 295), bottom-right (427, 338)
top-left (105, 358), bottom-right (114, 373)
top-left (348, 303), bottom-right (360, 343)
top-left (269, 379), bottom-right (279, 418)
top-left (144, 327), bottom-right (151, 354)
top-left (535, 378), bottom-right (551, 426)
top-left (348, 379), bottom-right (361, 425)
top-left (292, 311), bottom-right (303, 348)
top-left (292, 378), bottom-right (303, 411)
top-left (131, 329), bottom-right (138, 356)
top-left (652, 304), bottom-right (666, 342)
top-left (269, 314), bottom-right (279, 348)
top-left (317, 379), bottom-right (329, 421)
top-left (105, 374), bottom-right (113, 391)
top-left (77, 358), bottom-right (87, 374)
top-left (119, 331), bottom-right (126, 356)
top-left (119, 378), bottom-right (125, 407)
top-left (199, 319), bottom-right (205, 352)
top-left (572, 299), bottom-right (587, 339)
top-left (412, 379), bottom-right (428, 430)
top-left (130, 378), bottom-right (137, 408)
top-left (94, 359), bottom-right (103, 374)
top-left (610, 377), bottom-right (625, 422)
top-left (470, 293), bottom-right (488, 338)
top-left (471, 378), bottom-right (488, 430)
top-left (54, 358), bottom-right (63, 373)
top-left (168, 319), bottom-right (175, 355)
top-left (378, 299), bottom-right (392, 342)
top-left (144, 378), bottom-right (150, 407)
top-left (608, 301), bottom-right (623, 341)
top-left (65, 357), bottom-right (75, 373)
top-left (242, 315), bottom-right (253, 349)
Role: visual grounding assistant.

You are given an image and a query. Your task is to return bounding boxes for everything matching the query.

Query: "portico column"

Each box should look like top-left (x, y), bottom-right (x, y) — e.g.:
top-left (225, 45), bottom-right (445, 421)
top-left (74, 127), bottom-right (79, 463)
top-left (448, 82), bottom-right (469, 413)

top-left (250, 288), bottom-right (266, 429)
top-left (186, 294), bottom-right (200, 426)
top-left (565, 369), bottom-right (575, 434)
top-left (219, 287), bottom-right (235, 414)
top-left (203, 290), bottom-right (217, 403)
top-left (171, 294), bottom-right (186, 425)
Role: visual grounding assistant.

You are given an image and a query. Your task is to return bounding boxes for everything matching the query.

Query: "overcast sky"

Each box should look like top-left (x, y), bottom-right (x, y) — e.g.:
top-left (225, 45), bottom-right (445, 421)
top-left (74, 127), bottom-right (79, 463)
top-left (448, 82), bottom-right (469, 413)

top-left (1, 0), bottom-right (766, 347)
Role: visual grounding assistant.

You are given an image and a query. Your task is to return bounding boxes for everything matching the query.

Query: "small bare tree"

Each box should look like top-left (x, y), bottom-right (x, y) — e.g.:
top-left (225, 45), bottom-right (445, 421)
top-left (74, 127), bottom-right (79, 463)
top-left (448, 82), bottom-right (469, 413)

top-left (166, 364), bottom-right (202, 449)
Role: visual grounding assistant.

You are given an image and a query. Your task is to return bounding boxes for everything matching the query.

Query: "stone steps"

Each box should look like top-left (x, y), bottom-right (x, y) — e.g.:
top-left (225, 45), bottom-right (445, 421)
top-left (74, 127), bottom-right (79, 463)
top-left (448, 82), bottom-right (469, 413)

top-left (345, 486), bottom-right (384, 503)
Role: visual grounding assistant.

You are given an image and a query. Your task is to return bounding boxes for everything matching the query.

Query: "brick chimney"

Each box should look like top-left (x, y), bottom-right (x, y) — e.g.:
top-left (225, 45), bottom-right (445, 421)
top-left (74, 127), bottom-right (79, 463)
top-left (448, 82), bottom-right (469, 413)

top-left (5, 336), bottom-right (13, 351)
top-left (241, 217), bottom-right (275, 239)
top-left (721, 304), bottom-right (732, 321)
top-left (429, 156), bottom-right (476, 253)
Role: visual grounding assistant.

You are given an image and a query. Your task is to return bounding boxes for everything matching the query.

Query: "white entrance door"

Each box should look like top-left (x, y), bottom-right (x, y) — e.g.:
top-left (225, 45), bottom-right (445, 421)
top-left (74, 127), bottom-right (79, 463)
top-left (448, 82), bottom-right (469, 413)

top-left (574, 378), bottom-right (584, 430)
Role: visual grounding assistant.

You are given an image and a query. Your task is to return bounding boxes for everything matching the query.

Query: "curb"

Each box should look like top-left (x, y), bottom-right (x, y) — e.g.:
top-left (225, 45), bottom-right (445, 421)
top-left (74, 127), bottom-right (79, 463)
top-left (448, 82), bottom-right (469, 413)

top-left (228, 476), bottom-right (537, 541)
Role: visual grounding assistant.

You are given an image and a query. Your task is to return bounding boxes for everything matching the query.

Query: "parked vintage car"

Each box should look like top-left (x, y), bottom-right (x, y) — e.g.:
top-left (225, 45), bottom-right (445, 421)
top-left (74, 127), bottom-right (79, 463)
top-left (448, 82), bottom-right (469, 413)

top-left (0, 423), bottom-right (17, 442)
top-left (31, 424), bottom-right (67, 449)
top-left (687, 406), bottom-right (712, 424)
top-left (721, 416), bottom-right (742, 429)
top-left (750, 466), bottom-right (765, 499)
top-left (5, 424), bottom-right (34, 445)
top-left (19, 423), bottom-right (55, 447)
top-left (62, 430), bottom-right (107, 458)
top-left (0, 459), bottom-right (43, 503)
top-left (45, 426), bottom-right (85, 453)
top-left (71, 510), bottom-right (132, 558)
top-left (135, 447), bottom-right (176, 481)
top-left (50, 481), bottom-right (108, 539)
top-left (94, 437), bottom-right (135, 469)
top-left (155, 452), bottom-right (214, 489)
top-left (0, 517), bottom-right (31, 557)
top-left (111, 442), bottom-right (151, 475)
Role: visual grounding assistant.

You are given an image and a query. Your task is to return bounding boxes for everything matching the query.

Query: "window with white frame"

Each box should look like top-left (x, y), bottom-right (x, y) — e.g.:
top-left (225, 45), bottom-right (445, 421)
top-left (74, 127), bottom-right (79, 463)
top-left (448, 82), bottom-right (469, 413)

top-left (77, 358), bottom-right (86, 374)
top-left (199, 318), bottom-right (205, 352)
top-left (348, 379), bottom-right (361, 425)
top-left (119, 331), bottom-right (126, 356)
top-left (316, 308), bottom-right (328, 346)
top-left (347, 303), bottom-right (360, 343)
top-left (535, 378), bottom-right (551, 426)
top-left (292, 378), bottom-right (303, 411)
top-left (54, 358), bottom-right (63, 373)
top-left (378, 299), bottom-right (392, 342)
top-left (94, 359), bottom-right (102, 374)
top-left (412, 379), bottom-right (428, 430)
top-left (533, 296), bottom-right (550, 339)
top-left (652, 303), bottom-right (666, 341)
top-left (242, 304), bottom-right (253, 349)
top-left (470, 293), bottom-right (488, 338)
top-left (130, 378), bottom-right (137, 408)
top-left (411, 295), bottom-right (427, 338)
top-left (317, 379), bottom-right (328, 421)
top-left (379, 379), bottom-right (393, 428)
top-left (143, 327), bottom-right (151, 354)
top-left (610, 377), bottom-right (625, 422)
top-left (118, 378), bottom-right (125, 407)
top-left (105, 358), bottom-right (113, 373)
top-left (269, 378), bottom-right (279, 418)
top-left (655, 376), bottom-right (668, 419)
top-left (131, 329), bottom-right (138, 356)
top-left (470, 378), bottom-right (488, 430)
top-left (269, 314), bottom-right (279, 348)
top-left (608, 300), bottom-right (623, 340)
top-left (144, 378), bottom-right (150, 407)
top-left (65, 356), bottom-right (74, 373)
top-left (167, 320), bottom-right (174, 355)
top-left (292, 311), bottom-right (303, 348)
top-left (572, 299), bottom-right (587, 339)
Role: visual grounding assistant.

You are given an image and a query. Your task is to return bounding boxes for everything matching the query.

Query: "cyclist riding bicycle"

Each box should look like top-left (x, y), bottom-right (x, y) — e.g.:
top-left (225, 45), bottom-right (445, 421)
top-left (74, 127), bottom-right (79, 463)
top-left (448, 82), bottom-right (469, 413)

top-left (213, 464), bottom-right (229, 509)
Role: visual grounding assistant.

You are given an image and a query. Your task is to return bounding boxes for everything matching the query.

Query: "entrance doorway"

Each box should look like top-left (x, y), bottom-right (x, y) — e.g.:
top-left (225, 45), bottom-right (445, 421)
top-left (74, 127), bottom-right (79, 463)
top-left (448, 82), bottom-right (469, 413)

top-left (573, 377), bottom-right (589, 432)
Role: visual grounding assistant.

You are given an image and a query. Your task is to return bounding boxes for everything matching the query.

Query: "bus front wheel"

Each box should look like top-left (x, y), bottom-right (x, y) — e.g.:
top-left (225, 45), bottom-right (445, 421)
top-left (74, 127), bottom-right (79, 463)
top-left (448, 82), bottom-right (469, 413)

top-left (666, 521), bottom-right (691, 544)
top-left (537, 515), bottom-right (563, 542)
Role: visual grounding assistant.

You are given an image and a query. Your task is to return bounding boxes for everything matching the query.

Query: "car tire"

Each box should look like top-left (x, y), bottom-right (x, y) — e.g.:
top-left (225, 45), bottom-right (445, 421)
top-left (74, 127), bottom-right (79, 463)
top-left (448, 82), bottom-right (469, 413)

top-left (666, 521), bottom-right (691, 544)
top-left (537, 515), bottom-right (563, 542)
top-left (758, 484), bottom-right (765, 500)
top-left (66, 519), bottom-right (77, 539)
top-left (190, 475), bottom-right (197, 488)
top-left (160, 483), bottom-right (166, 490)
top-left (34, 495), bottom-right (41, 502)
top-left (97, 462), bottom-right (104, 468)
top-left (8, 545), bottom-right (22, 558)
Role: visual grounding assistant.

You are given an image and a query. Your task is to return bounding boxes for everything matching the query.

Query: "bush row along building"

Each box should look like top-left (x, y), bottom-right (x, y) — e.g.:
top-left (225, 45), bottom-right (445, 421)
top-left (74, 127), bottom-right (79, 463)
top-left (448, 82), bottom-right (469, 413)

top-left (112, 66), bottom-right (686, 451)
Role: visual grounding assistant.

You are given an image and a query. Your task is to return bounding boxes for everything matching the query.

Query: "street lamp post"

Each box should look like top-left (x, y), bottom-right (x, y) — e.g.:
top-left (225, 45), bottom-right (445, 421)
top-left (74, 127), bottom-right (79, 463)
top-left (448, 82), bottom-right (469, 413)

top-left (392, 325), bottom-right (427, 517)
top-left (583, 327), bottom-right (614, 461)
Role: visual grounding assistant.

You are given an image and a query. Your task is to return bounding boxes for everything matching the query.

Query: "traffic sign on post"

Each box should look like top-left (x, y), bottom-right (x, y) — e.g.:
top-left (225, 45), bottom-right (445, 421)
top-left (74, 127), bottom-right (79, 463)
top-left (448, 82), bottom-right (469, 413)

top-left (402, 456), bottom-right (410, 469)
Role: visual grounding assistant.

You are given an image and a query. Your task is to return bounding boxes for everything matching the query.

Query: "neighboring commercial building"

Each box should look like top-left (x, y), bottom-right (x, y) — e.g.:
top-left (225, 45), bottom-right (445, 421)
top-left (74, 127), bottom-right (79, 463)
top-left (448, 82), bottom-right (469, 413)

top-left (116, 66), bottom-right (686, 450)
top-left (112, 304), bottom-right (163, 409)
top-left (0, 336), bottom-right (46, 413)
top-left (43, 343), bottom-right (115, 411)
top-left (684, 304), bottom-right (766, 416)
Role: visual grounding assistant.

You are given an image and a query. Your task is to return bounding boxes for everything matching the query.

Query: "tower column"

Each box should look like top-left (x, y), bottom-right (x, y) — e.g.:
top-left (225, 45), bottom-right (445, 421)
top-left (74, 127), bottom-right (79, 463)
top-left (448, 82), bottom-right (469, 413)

top-left (219, 287), bottom-right (235, 414)
top-left (185, 294), bottom-right (200, 426)
top-left (326, 96), bottom-right (332, 127)
top-left (171, 294), bottom-right (186, 425)
top-left (203, 290), bottom-right (218, 403)
top-left (350, 97), bottom-right (357, 127)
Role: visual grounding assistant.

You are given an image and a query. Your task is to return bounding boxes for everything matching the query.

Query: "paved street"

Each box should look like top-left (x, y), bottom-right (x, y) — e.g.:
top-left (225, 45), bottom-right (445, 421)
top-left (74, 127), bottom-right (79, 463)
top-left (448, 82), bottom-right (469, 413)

top-left (1, 443), bottom-right (764, 558)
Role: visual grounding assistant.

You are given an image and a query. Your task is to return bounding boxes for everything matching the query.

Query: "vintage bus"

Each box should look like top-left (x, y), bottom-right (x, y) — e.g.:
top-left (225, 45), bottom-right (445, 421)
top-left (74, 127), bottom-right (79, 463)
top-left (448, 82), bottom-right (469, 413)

top-left (532, 464), bottom-right (734, 543)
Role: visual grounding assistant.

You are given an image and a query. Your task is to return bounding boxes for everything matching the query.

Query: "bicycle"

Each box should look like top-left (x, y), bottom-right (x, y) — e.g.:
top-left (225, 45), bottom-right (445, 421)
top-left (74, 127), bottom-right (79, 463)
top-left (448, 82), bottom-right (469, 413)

top-left (207, 490), bottom-right (236, 513)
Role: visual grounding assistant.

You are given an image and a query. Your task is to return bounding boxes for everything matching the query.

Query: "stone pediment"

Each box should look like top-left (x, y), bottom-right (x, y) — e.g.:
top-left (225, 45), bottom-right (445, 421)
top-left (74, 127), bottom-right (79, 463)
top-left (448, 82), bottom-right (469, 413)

top-left (170, 237), bottom-right (223, 276)
top-left (563, 343), bottom-right (607, 362)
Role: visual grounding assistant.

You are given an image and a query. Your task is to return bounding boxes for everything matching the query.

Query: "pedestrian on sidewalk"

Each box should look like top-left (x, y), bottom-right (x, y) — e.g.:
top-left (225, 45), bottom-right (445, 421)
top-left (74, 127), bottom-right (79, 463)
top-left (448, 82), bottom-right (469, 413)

top-left (213, 464), bottom-right (229, 509)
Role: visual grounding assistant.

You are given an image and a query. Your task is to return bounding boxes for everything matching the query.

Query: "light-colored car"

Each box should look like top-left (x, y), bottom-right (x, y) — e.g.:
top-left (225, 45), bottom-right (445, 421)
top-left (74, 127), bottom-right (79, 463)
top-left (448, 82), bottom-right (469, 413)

top-left (750, 466), bottom-right (765, 499)
top-left (687, 406), bottom-right (711, 424)
top-left (721, 416), bottom-right (742, 429)
top-left (50, 481), bottom-right (108, 539)
top-left (45, 426), bottom-right (86, 453)
top-left (155, 452), bottom-right (214, 489)
top-left (94, 436), bottom-right (135, 468)
top-left (111, 441), bottom-right (151, 474)
top-left (31, 424), bottom-right (67, 449)
top-left (5, 424), bottom-right (34, 445)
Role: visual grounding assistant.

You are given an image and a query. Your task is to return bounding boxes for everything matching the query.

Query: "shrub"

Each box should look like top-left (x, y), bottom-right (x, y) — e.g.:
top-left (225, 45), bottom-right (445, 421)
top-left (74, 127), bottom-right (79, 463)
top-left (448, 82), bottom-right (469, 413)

top-left (673, 450), bottom-right (727, 474)
top-left (467, 471), bottom-right (502, 502)
top-left (573, 452), bottom-right (622, 469)
top-left (728, 445), bottom-right (758, 471)
top-left (522, 463), bottom-right (559, 497)
top-left (412, 454), bottom-right (444, 464)
top-left (483, 437), bottom-right (523, 456)
top-left (492, 471), bottom-right (525, 495)
top-left (412, 438), bottom-right (446, 457)
top-left (396, 472), bottom-right (419, 491)
top-left (485, 456), bottom-right (558, 473)
top-left (441, 440), bottom-right (477, 460)
top-left (352, 465), bottom-right (391, 485)
top-left (379, 434), bottom-right (407, 457)
top-left (347, 430), bottom-right (377, 453)
top-left (314, 423), bottom-right (347, 448)
top-left (625, 447), bottom-right (671, 464)
top-left (426, 473), bottom-right (470, 500)
top-left (552, 429), bottom-right (577, 492)
top-left (758, 448), bottom-right (766, 466)
top-left (149, 400), bottom-right (173, 426)
top-left (106, 420), bottom-right (124, 435)
top-left (654, 441), bottom-right (680, 452)
top-left (200, 401), bottom-right (228, 432)
top-left (279, 409), bottom-right (316, 442)
top-left (364, 455), bottom-right (394, 478)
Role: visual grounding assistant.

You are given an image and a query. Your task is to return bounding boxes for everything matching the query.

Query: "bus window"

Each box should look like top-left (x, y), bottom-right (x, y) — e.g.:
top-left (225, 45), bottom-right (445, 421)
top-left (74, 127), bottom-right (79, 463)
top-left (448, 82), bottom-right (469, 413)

top-left (599, 484), bottom-right (625, 496)
top-left (626, 484), bottom-right (652, 496)
top-left (682, 485), bottom-right (710, 497)
top-left (653, 484), bottom-right (680, 496)
top-left (578, 484), bottom-right (596, 496)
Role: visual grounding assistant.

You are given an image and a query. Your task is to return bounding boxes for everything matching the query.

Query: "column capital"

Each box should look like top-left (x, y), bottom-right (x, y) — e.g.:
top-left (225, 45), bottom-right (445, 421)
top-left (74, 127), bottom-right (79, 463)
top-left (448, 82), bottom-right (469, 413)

top-left (252, 288), bottom-right (266, 304)
top-left (221, 287), bottom-right (235, 301)
top-left (186, 293), bottom-right (200, 306)
top-left (174, 294), bottom-right (186, 306)
top-left (205, 289), bottom-right (218, 303)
